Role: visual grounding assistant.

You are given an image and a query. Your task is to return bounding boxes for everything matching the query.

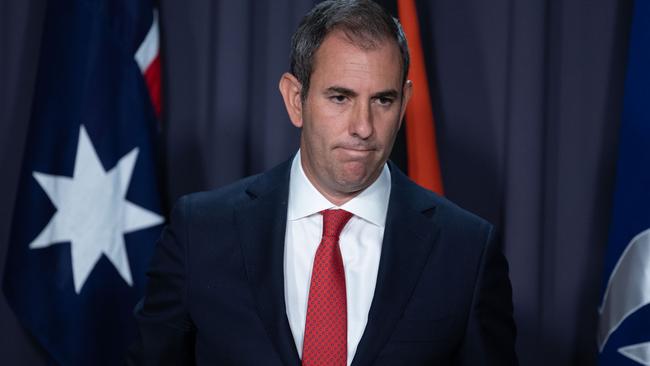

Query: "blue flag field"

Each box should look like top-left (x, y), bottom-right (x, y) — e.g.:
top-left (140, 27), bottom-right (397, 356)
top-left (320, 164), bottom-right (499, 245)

top-left (2, 0), bottom-right (164, 364)
top-left (598, 1), bottom-right (650, 365)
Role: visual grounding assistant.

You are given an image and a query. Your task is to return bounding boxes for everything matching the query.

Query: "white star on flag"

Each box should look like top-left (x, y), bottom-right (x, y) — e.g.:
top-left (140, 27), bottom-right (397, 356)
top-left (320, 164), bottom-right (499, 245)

top-left (29, 125), bottom-right (164, 293)
top-left (619, 342), bottom-right (650, 365)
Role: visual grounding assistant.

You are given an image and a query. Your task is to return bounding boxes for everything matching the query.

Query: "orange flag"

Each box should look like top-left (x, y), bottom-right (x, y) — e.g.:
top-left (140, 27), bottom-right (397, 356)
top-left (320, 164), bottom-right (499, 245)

top-left (398, 0), bottom-right (444, 195)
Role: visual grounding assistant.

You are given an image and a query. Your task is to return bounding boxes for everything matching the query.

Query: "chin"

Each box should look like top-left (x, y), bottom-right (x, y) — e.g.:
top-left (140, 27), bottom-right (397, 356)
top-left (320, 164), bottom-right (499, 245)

top-left (335, 171), bottom-right (373, 192)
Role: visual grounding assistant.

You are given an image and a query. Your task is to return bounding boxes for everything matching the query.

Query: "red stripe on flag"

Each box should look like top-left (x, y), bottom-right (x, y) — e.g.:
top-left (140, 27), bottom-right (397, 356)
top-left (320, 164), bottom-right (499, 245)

top-left (143, 54), bottom-right (162, 119)
top-left (398, 0), bottom-right (444, 195)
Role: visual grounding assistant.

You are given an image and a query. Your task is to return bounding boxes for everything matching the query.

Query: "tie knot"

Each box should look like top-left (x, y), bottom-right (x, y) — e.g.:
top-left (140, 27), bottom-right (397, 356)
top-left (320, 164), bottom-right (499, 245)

top-left (321, 209), bottom-right (353, 238)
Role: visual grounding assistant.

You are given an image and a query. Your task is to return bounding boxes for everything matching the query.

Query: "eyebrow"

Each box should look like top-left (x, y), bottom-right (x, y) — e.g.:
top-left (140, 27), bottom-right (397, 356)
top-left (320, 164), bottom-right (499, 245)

top-left (324, 86), bottom-right (400, 99)
top-left (373, 90), bottom-right (399, 99)
top-left (325, 86), bottom-right (358, 98)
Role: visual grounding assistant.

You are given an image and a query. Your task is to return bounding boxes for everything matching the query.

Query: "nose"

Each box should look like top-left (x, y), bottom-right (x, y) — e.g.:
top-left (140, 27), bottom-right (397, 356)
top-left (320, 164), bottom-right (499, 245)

top-left (349, 100), bottom-right (374, 139)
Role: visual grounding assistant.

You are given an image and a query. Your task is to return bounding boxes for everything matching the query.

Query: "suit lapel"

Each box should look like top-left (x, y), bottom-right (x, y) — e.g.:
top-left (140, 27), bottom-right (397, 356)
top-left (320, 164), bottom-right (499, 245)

top-left (351, 165), bottom-right (440, 366)
top-left (234, 161), bottom-right (301, 366)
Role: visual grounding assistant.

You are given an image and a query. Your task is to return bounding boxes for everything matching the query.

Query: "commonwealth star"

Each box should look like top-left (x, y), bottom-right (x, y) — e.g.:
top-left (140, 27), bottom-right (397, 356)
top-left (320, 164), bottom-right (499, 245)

top-left (29, 125), bottom-right (164, 293)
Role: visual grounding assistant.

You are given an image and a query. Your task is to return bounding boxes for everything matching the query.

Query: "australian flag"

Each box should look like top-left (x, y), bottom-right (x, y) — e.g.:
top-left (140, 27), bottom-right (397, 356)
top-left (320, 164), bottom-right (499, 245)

top-left (2, 0), bottom-right (164, 365)
top-left (597, 1), bottom-right (650, 365)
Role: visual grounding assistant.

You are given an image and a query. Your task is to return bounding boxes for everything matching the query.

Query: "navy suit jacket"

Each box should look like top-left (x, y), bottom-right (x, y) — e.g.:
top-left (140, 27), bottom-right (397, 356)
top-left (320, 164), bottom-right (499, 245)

top-left (130, 160), bottom-right (517, 365)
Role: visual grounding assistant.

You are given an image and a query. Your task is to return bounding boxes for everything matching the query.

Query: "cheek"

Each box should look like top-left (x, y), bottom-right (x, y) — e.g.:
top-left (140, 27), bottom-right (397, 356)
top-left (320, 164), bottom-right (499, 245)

top-left (301, 120), bottom-right (334, 164)
top-left (375, 114), bottom-right (402, 144)
top-left (306, 113), bottom-right (346, 144)
top-left (303, 121), bottom-right (328, 148)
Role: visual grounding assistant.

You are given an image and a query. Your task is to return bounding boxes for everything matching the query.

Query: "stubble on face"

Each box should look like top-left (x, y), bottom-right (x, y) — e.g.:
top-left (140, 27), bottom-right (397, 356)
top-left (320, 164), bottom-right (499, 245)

top-left (298, 30), bottom-right (408, 206)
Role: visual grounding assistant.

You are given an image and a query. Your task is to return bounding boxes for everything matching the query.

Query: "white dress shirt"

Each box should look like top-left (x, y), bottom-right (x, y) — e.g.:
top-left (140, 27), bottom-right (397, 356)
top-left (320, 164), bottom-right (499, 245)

top-left (284, 151), bottom-right (390, 365)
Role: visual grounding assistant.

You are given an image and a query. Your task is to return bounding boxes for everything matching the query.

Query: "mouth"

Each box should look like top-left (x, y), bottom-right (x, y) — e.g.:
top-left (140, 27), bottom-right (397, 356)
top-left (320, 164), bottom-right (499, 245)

top-left (337, 146), bottom-right (376, 157)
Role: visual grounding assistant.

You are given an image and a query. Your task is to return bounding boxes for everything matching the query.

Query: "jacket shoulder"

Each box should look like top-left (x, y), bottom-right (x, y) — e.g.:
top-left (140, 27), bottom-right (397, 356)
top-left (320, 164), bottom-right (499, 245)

top-left (171, 158), bottom-right (292, 222)
top-left (389, 162), bottom-right (492, 234)
top-left (172, 173), bottom-right (260, 221)
top-left (430, 192), bottom-right (492, 233)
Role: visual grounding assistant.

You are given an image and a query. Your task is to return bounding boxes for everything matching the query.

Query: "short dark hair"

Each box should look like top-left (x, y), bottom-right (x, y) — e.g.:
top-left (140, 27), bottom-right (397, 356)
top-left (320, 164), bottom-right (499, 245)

top-left (290, 0), bottom-right (410, 101)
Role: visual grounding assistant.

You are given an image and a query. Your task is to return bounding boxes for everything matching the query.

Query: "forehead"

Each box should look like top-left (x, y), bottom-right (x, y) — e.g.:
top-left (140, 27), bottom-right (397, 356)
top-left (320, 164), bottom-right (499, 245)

top-left (310, 30), bottom-right (403, 90)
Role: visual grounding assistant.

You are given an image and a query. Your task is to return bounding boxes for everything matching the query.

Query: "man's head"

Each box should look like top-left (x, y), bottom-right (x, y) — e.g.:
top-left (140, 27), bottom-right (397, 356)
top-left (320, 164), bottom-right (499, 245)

top-left (279, 0), bottom-right (412, 205)
top-left (290, 0), bottom-right (410, 102)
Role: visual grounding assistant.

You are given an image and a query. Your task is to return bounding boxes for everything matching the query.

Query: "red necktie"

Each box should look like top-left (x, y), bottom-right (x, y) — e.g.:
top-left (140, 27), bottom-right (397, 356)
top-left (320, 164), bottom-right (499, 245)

top-left (302, 209), bottom-right (353, 366)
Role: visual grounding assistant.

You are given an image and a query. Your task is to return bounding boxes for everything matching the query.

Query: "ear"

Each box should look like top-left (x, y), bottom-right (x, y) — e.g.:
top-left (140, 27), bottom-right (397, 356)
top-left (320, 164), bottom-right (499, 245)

top-left (398, 80), bottom-right (413, 127)
top-left (279, 72), bottom-right (304, 128)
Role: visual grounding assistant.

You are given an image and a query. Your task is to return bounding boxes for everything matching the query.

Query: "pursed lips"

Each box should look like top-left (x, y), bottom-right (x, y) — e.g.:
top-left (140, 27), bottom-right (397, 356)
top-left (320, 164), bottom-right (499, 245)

top-left (336, 145), bottom-right (377, 158)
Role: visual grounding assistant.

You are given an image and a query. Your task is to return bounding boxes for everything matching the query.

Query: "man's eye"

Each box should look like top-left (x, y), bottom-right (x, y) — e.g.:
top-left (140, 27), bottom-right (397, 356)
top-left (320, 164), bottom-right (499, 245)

top-left (376, 97), bottom-right (394, 106)
top-left (330, 95), bottom-right (347, 104)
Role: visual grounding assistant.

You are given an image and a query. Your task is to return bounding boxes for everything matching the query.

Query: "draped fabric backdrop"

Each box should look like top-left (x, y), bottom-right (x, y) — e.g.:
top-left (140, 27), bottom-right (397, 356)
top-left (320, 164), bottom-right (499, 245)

top-left (0, 0), bottom-right (632, 364)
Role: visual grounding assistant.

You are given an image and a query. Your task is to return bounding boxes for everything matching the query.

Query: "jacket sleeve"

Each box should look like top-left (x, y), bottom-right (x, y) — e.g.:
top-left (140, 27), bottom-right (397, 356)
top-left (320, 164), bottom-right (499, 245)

top-left (457, 226), bottom-right (518, 365)
top-left (127, 196), bottom-right (196, 365)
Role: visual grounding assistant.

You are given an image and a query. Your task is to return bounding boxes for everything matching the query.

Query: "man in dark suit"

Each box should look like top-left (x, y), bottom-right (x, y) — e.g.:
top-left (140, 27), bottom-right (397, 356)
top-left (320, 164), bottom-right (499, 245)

top-left (131, 1), bottom-right (517, 365)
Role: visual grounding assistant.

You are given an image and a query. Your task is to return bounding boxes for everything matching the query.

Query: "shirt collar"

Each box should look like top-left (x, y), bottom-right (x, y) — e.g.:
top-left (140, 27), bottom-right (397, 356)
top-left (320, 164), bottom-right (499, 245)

top-left (287, 150), bottom-right (391, 227)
